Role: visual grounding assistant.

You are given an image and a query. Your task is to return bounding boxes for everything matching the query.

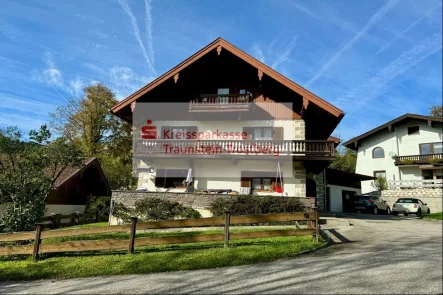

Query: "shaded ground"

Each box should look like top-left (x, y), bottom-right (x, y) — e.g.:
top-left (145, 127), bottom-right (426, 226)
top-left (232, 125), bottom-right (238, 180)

top-left (1, 215), bottom-right (442, 294)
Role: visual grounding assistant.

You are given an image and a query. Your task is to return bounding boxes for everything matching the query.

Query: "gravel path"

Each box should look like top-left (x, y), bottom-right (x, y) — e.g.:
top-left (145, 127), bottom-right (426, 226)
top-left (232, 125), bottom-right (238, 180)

top-left (1, 215), bottom-right (442, 294)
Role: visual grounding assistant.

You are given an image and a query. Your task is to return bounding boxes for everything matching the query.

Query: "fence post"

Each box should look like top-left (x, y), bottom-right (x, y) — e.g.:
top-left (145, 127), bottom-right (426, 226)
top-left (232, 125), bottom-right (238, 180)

top-left (70, 213), bottom-right (76, 226)
top-left (128, 216), bottom-right (138, 254)
top-left (74, 211), bottom-right (80, 225)
top-left (32, 223), bottom-right (43, 262)
top-left (224, 211), bottom-right (230, 248)
top-left (50, 213), bottom-right (56, 229)
top-left (306, 207), bottom-right (313, 228)
top-left (312, 207), bottom-right (319, 243)
top-left (95, 211), bottom-right (99, 223)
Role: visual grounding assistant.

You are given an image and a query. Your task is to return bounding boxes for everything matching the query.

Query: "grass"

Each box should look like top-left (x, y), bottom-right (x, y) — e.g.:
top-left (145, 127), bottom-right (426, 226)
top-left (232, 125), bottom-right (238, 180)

top-left (0, 227), bottom-right (323, 281)
top-left (423, 212), bottom-right (442, 220)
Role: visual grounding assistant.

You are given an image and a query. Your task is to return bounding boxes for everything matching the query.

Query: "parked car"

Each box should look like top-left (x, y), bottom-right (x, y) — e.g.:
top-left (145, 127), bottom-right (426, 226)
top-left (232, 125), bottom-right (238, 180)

top-left (392, 198), bottom-right (430, 217)
top-left (353, 195), bottom-right (391, 214)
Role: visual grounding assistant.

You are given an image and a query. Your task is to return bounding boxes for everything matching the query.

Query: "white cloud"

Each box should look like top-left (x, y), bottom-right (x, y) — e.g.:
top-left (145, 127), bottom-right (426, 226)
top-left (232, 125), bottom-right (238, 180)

top-left (119, 0), bottom-right (157, 75)
top-left (306, 0), bottom-right (400, 87)
top-left (144, 0), bottom-right (155, 66)
top-left (109, 66), bottom-right (154, 100)
top-left (336, 33), bottom-right (442, 112)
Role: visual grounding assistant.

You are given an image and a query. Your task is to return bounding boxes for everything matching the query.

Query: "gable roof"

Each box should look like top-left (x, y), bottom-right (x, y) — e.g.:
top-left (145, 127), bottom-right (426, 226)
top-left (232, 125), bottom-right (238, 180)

top-left (342, 113), bottom-right (443, 150)
top-left (53, 157), bottom-right (110, 193)
top-left (111, 38), bottom-right (344, 118)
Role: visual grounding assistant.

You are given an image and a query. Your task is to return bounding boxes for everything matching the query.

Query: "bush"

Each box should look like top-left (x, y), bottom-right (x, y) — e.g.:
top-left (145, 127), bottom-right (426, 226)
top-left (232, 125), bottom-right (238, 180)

top-left (372, 176), bottom-right (388, 191)
top-left (85, 196), bottom-right (110, 221)
top-left (0, 200), bottom-right (46, 233)
top-left (112, 197), bottom-right (201, 223)
top-left (210, 195), bottom-right (305, 216)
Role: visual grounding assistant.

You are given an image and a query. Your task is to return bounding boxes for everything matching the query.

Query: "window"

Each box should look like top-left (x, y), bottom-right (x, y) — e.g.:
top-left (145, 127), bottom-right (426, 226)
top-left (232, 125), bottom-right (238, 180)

top-left (242, 127), bottom-right (284, 140)
top-left (241, 171), bottom-right (283, 192)
top-left (422, 170), bottom-right (433, 180)
top-left (373, 171), bottom-right (386, 179)
top-left (407, 126), bottom-right (419, 135)
top-left (436, 169), bottom-right (442, 180)
top-left (420, 142), bottom-right (443, 155)
top-left (217, 88), bottom-right (229, 95)
top-left (372, 147), bottom-right (385, 158)
top-left (154, 169), bottom-right (188, 188)
top-left (253, 127), bottom-right (273, 140)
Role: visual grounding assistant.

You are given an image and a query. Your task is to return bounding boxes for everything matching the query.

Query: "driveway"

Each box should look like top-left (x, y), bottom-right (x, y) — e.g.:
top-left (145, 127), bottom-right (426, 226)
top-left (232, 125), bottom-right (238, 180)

top-left (1, 216), bottom-right (442, 294)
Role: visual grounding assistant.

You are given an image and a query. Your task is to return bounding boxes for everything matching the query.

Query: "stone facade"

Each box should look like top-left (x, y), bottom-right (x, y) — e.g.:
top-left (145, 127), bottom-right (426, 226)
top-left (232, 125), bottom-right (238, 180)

top-left (110, 190), bottom-right (315, 225)
top-left (381, 188), bottom-right (442, 212)
top-left (293, 120), bottom-right (305, 140)
top-left (314, 171), bottom-right (325, 211)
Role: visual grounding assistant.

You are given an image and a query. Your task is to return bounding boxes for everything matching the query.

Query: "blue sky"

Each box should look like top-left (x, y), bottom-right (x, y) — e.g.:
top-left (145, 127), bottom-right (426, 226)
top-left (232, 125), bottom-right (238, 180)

top-left (0, 0), bottom-right (441, 141)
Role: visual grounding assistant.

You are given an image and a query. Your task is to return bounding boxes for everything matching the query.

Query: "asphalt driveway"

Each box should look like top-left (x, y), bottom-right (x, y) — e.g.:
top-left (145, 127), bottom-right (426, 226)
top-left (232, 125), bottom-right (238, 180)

top-left (1, 215), bottom-right (442, 294)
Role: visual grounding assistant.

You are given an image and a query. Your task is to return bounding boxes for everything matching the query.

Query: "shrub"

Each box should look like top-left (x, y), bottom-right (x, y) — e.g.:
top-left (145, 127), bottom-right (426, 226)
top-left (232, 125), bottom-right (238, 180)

top-left (210, 195), bottom-right (305, 216)
top-left (85, 196), bottom-right (110, 221)
top-left (428, 158), bottom-right (441, 166)
top-left (112, 197), bottom-right (201, 223)
top-left (401, 159), bottom-right (415, 165)
top-left (372, 176), bottom-right (388, 191)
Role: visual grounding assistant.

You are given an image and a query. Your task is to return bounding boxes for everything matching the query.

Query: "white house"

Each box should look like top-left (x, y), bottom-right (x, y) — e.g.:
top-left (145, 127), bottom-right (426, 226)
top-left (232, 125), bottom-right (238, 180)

top-left (343, 114), bottom-right (443, 194)
top-left (110, 38), bottom-right (345, 208)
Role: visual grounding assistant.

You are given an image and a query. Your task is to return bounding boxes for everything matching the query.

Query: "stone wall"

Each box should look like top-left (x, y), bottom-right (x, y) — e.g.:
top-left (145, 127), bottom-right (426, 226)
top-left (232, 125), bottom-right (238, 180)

top-left (314, 171), bottom-right (325, 211)
top-left (381, 188), bottom-right (442, 212)
top-left (110, 191), bottom-right (315, 225)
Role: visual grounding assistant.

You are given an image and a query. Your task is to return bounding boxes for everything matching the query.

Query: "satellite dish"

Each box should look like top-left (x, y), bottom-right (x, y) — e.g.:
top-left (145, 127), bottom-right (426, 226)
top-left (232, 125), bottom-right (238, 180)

top-left (388, 151), bottom-right (396, 158)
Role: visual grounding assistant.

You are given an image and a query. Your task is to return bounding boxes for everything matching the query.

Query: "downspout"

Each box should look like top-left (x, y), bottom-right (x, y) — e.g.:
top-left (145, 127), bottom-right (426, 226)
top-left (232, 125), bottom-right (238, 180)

top-left (323, 169), bottom-right (327, 212)
top-left (395, 126), bottom-right (401, 180)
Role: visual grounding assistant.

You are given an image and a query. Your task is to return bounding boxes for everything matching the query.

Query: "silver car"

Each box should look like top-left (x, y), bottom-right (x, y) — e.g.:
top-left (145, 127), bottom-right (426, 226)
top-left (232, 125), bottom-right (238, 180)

top-left (392, 198), bottom-right (430, 217)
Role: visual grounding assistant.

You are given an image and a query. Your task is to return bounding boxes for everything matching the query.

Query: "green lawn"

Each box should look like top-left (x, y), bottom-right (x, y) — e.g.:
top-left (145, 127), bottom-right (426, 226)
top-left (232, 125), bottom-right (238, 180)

top-left (0, 228), bottom-right (323, 281)
top-left (424, 212), bottom-right (442, 220)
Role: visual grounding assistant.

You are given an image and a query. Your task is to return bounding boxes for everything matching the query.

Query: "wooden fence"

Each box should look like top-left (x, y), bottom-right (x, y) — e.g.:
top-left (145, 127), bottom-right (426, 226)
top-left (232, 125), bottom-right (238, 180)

top-left (0, 209), bottom-right (319, 261)
top-left (41, 211), bottom-right (99, 229)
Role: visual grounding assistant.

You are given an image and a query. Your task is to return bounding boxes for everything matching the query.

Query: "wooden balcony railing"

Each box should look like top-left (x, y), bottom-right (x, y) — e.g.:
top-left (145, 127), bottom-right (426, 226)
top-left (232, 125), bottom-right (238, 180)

top-left (394, 153), bottom-right (443, 165)
top-left (389, 179), bottom-right (443, 189)
top-left (134, 139), bottom-right (335, 158)
top-left (189, 94), bottom-right (252, 112)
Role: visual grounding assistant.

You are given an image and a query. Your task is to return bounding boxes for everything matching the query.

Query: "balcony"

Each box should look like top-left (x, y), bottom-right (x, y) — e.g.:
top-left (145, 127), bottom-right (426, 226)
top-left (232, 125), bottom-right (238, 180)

top-left (134, 139), bottom-right (335, 159)
top-left (189, 93), bottom-right (252, 112)
top-left (394, 153), bottom-right (443, 166)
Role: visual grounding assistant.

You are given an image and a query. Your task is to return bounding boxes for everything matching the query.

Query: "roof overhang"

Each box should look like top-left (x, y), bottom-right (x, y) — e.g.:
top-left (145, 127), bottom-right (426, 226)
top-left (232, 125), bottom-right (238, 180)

top-left (343, 114), bottom-right (443, 151)
top-left (111, 38), bottom-right (344, 124)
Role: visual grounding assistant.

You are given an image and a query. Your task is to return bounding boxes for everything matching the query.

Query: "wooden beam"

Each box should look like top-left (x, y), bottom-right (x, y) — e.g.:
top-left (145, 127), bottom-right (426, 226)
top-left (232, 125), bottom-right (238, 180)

top-left (258, 69), bottom-right (263, 81)
top-left (216, 45), bottom-right (222, 55)
top-left (388, 124), bottom-right (392, 132)
top-left (174, 73), bottom-right (179, 84)
top-left (130, 102), bottom-right (136, 112)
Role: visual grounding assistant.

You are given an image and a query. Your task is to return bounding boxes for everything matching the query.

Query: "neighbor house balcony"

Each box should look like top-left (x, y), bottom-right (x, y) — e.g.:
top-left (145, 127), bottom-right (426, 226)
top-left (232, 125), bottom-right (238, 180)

top-left (394, 153), bottom-right (443, 166)
top-left (389, 179), bottom-right (443, 189)
top-left (189, 93), bottom-right (252, 112)
top-left (134, 139), bottom-right (335, 160)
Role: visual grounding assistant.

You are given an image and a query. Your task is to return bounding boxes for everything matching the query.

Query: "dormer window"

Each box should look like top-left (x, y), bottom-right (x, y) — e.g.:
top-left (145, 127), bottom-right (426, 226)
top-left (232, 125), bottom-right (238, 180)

top-left (372, 147), bottom-right (385, 158)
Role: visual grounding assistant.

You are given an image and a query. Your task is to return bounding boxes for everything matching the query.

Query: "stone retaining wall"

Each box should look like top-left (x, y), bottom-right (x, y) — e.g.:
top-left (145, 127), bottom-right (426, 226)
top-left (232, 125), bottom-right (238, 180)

top-left (110, 191), bottom-right (315, 225)
top-left (381, 188), bottom-right (442, 212)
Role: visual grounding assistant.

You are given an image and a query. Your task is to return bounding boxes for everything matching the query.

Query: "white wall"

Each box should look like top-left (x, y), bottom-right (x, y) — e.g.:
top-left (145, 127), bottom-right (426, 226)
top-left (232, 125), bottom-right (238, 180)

top-left (137, 158), bottom-right (306, 197)
top-left (355, 120), bottom-right (442, 193)
top-left (44, 204), bottom-right (86, 215)
top-left (0, 203), bottom-right (85, 218)
top-left (327, 185), bottom-right (361, 212)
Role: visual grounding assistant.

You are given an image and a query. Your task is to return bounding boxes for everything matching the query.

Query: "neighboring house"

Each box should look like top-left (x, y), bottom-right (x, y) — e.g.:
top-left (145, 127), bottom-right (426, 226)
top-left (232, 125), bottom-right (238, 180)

top-left (46, 157), bottom-right (110, 214)
top-left (342, 114), bottom-right (443, 194)
top-left (1, 157), bottom-right (110, 216)
top-left (111, 38), bottom-right (345, 206)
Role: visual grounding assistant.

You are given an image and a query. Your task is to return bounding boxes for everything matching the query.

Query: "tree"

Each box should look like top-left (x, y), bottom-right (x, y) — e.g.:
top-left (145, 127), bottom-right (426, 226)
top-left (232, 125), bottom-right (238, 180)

top-left (372, 176), bottom-right (388, 191)
top-left (329, 147), bottom-right (357, 173)
top-left (430, 105), bottom-right (442, 118)
top-left (50, 83), bottom-right (136, 190)
top-left (0, 125), bottom-right (83, 232)
top-left (50, 83), bottom-right (121, 156)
